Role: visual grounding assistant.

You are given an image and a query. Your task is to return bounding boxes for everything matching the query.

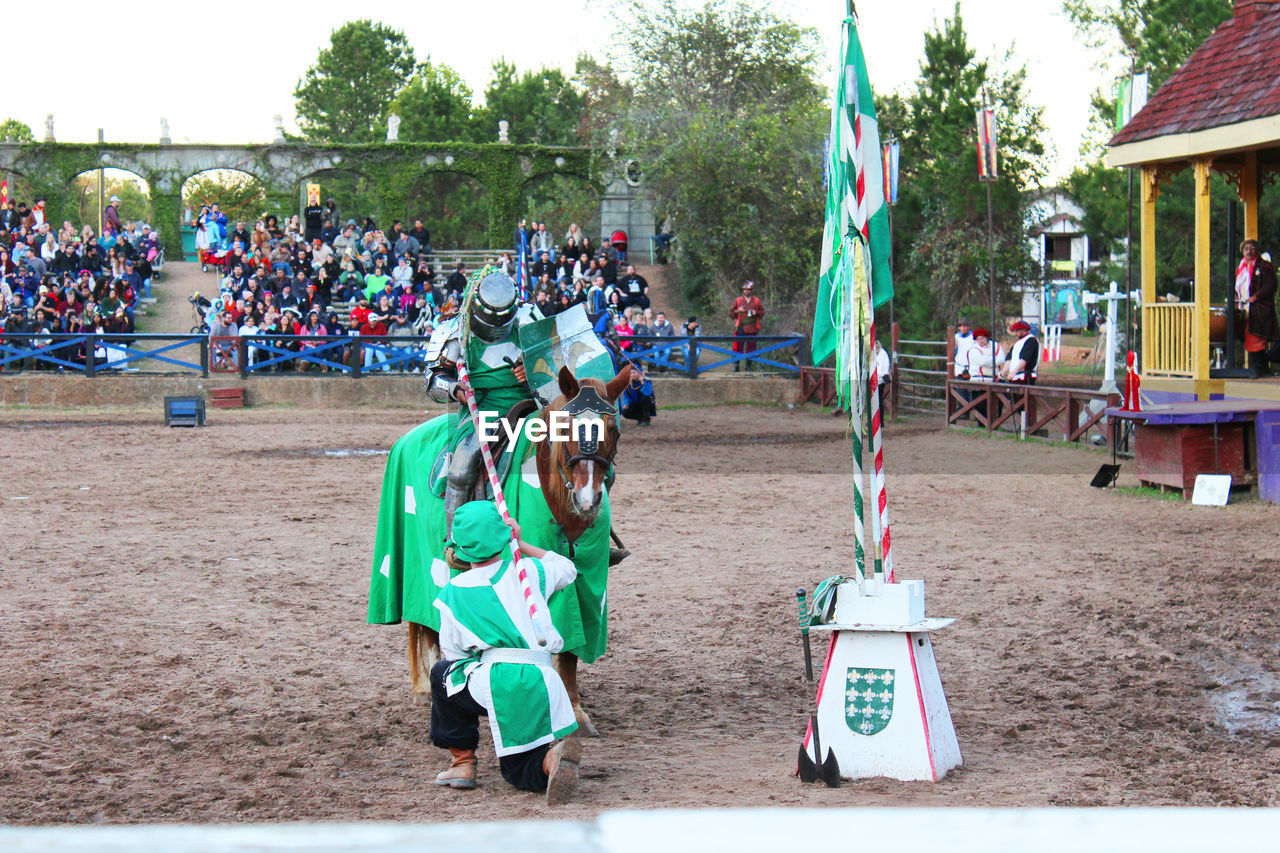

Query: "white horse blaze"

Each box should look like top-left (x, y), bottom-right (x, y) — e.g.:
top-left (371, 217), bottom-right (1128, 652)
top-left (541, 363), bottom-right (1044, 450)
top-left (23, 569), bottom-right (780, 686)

top-left (575, 461), bottom-right (595, 510)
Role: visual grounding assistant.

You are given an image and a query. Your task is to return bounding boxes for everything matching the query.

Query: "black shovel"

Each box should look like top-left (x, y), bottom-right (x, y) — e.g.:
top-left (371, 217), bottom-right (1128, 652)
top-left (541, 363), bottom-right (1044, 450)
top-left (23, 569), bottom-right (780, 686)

top-left (797, 713), bottom-right (841, 788)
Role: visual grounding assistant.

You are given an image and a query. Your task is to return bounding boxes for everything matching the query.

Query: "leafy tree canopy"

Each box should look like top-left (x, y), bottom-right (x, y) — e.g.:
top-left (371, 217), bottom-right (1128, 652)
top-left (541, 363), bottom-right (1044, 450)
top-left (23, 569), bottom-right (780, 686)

top-left (884, 4), bottom-right (1048, 334)
top-left (394, 59), bottom-right (478, 143)
top-left (476, 60), bottom-right (585, 146)
top-left (0, 118), bottom-right (34, 143)
top-left (608, 0), bottom-right (825, 324)
top-left (294, 20), bottom-right (417, 143)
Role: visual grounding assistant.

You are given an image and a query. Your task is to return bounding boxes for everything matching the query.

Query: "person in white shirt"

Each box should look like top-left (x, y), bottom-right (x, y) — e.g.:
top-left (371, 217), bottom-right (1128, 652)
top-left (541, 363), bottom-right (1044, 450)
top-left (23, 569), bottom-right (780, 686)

top-left (1002, 320), bottom-right (1039, 384)
top-left (964, 328), bottom-right (1005, 381)
top-left (953, 317), bottom-right (974, 378)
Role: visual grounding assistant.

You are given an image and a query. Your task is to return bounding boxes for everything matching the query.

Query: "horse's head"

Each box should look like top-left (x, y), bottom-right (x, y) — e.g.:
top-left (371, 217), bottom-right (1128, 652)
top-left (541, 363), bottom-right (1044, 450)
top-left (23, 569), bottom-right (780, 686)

top-left (546, 363), bottom-right (632, 518)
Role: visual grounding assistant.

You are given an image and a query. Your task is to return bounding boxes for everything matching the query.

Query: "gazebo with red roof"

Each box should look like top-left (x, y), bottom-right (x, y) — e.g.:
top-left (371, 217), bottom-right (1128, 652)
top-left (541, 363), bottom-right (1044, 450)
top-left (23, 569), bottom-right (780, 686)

top-left (1108, 0), bottom-right (1280, 399)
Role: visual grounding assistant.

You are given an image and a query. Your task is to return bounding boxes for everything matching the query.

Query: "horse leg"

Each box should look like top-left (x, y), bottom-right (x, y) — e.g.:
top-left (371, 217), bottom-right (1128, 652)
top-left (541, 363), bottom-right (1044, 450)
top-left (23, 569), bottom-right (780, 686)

top-left (556, 652), bottom-right (599, 738)
top-left (408, 622), bottom-right (442, 697)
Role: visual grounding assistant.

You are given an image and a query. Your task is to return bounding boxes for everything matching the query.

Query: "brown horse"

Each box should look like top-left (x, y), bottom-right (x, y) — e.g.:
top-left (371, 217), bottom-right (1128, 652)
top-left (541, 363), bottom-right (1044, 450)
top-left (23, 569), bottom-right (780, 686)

top-left (407, 364), bottom-right (631, 737)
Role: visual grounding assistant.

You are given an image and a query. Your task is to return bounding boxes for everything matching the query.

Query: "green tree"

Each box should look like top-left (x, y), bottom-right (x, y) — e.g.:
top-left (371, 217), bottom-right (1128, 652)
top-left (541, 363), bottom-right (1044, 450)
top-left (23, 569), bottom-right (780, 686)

top-left (474, 60), bottom-right (585, 145)
top-left (0, 118), bottom-right (34, 143)
top-left (394, 59), bottom-right (478, 142)
top-left (886, 5), bottom-right (1048, 335)
top-left (72, 172), bottom-right (152, 229)
top-left (294, 20), bottom-right (416, 143)
top-left (1063, 0), bottom-right (1235, 297)
top-left (610, 0), bottom-right (825, 325)
top-left (182, 172), bottom-right (266, 222)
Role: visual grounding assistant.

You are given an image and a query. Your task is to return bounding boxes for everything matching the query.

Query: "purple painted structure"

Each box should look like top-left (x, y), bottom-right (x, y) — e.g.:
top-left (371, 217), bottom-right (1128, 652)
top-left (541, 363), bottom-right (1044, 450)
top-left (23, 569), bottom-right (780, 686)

top-left (1255, 409), bottom-right (1280, 504)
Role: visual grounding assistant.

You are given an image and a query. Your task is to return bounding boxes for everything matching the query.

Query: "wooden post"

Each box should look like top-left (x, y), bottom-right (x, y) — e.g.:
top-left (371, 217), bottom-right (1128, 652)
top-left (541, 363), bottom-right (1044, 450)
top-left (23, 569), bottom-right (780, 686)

top-left (1193, 158), bottom-right (1212, 397)
top-left (1140, 166), bottom-right (1158, 376)
top-left (945, 324), bottom-right (956, 379)
top-left (1242, 151), bottom-right (1259, 241)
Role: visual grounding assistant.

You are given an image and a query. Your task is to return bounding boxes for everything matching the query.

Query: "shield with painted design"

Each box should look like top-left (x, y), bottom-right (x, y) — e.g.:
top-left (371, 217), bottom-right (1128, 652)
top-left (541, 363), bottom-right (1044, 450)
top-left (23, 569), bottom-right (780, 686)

top-left (518, 304), bottom-right (615, 405)
top-left (845, 667), bottom-right (895, 736)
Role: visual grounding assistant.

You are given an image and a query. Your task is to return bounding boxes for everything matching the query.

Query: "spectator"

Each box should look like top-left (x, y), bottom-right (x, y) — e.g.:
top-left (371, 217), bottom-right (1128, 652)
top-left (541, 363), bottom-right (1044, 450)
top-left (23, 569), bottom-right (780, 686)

top-left (387, 309), bottom-right (415, 371)
top-left (359, 306), bottom-right (390, 373)
top-left (531, 221), bottom-right (554, 260)
top-left (298, 309), bottom-right (330, 371)
top-left (953, 317), bottom-right (974, 378)
top-left (304, 197), bottom-right (324, 242)
top-left (208, 308), bottom-right (240, 370)
top-left (730, 280), bottom-right (764, 372)
top-left (616, 308), bottom-right (635, 352)
top-left (964, 328), bottom-right (1005, 381)
top-left (408, 219), bottom-right (431, 255)
top-left (393, 229), bottom-right (420, 261)
top-left (391, 256), bottom-right (414, 287)
top-left (618, 265), bottom-right (649, 310)
top-left (446, 263), bottom-right (468, 297)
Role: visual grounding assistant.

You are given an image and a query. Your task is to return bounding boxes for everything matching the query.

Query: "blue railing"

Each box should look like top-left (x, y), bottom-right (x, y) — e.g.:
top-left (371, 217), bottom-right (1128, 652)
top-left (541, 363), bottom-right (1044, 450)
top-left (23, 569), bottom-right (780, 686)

top-left (0, 333), bottom-right (207, 375)
top-left (234, 334), bottom-right (430, 376)
top-left (0, 332), bottom-right (808, 377)
top-left (618, 334), bottom-right (805, 377)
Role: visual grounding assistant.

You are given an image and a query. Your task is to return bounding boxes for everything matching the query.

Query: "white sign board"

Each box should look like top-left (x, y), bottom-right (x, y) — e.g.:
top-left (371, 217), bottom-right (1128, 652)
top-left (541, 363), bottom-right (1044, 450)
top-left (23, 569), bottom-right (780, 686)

top-left (1191, 474), bottom-right (1232, 506)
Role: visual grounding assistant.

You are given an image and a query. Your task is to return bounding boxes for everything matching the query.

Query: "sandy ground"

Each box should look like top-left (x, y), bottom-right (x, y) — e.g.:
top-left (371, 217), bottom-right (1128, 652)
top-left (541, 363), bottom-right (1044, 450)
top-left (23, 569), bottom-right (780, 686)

top-left (2, 403), bottom-right (1280, 824)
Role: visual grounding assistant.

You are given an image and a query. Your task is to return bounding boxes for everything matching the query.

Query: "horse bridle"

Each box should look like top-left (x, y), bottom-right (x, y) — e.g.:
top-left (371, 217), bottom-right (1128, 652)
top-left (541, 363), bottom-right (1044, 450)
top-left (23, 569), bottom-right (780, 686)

top-left (555, 385), bottom-right (620, 489)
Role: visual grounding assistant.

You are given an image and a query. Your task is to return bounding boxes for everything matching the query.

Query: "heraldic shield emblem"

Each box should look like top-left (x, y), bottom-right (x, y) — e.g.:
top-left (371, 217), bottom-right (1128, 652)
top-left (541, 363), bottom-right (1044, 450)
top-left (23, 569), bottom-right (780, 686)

top-left (845, 667), bottom-right (895, 735)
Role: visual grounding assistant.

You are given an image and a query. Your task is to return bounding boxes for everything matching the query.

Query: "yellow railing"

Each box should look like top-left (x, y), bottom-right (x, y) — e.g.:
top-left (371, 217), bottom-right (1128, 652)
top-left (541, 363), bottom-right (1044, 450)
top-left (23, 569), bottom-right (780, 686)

top-left (1142, 303), bottom-right (1195, 376)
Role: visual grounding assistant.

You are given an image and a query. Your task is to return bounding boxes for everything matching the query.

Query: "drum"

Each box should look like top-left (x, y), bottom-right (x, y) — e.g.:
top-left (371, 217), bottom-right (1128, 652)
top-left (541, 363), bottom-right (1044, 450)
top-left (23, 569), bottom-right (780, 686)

top-left (1209, 304), bottom-right (1245, 344)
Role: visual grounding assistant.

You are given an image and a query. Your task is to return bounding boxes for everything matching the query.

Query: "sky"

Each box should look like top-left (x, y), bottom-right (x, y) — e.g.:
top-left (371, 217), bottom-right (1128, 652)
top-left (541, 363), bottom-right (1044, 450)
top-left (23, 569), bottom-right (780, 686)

top-left (9, 0), bottom-right (1117, 183)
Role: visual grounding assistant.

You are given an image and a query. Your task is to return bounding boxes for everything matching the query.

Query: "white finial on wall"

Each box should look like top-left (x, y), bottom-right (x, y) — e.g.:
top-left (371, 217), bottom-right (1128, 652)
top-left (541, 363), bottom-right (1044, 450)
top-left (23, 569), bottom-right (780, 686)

top-left (387, 114), bottom-right (401, 142)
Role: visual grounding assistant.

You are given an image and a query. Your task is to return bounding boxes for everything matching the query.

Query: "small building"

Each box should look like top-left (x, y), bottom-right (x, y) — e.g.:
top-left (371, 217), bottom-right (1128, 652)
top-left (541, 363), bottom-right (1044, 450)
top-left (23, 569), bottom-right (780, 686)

top-left (1025, 190), bottom-right (1107, 331)
top-left (1107, 0), bottom-right (1280, 400)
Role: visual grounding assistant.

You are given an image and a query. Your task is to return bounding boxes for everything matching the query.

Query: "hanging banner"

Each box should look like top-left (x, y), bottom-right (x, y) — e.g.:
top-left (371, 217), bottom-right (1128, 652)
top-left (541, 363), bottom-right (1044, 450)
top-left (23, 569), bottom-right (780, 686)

top-left (306, 183), bottom-right (321, 206)
top-left (1114, 72), bottom-right (1149, 132)
top-left (0, 180), bottom-right (7, 207)
top-left (975, 108), bottom-right (998, 181)
top-left (882, 140), bottom-right (900, 206)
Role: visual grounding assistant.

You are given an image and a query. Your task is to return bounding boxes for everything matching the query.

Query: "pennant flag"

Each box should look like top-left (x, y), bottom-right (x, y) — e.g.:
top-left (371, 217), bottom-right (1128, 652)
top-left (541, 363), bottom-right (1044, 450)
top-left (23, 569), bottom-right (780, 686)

top-left (813, 12), bottom-right (893, 374)
top-left (975, 107), bottom-right (998, 181)
top-left (882, 140), bottom-right (899, 206)
top-left (1114, 72), bottom-right (1149, 132)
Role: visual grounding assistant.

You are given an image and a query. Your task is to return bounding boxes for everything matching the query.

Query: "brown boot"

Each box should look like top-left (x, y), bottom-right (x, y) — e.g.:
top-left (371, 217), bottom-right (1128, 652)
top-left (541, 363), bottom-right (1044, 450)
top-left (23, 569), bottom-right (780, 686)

top-left (435, 747), bottom-right (477, 789)
top-left (543, 736), bottom-right (581, 806)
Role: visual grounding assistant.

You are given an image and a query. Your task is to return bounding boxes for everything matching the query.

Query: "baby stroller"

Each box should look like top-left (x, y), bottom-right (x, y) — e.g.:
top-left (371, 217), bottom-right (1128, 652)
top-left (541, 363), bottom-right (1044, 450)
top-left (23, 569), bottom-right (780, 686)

top-left (189, 293), bottom-right (212, 333)
top-left (199, 237), bottom-right (232, 273)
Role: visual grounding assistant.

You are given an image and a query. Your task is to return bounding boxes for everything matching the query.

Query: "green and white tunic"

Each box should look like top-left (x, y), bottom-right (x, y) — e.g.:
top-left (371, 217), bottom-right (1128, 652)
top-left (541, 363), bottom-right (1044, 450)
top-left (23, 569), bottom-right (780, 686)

top-left (436, 551), bottom-right (580, 756)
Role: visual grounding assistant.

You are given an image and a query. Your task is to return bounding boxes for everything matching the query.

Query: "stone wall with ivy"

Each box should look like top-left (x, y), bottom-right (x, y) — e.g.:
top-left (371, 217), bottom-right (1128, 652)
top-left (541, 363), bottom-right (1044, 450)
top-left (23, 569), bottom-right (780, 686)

top-left (0, 142), bottom-right (603, 260)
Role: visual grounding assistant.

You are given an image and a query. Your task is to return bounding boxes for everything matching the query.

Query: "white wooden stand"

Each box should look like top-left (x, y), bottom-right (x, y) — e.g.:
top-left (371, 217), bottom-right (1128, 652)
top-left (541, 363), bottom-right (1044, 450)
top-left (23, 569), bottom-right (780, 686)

top-left (804, 579), bottom-right (961, 782)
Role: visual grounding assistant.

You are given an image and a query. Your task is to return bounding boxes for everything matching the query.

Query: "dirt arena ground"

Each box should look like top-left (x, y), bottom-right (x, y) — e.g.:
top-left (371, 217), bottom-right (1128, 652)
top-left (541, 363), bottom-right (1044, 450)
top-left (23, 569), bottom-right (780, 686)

top-left (3, 401), bottom-right (1280, 824)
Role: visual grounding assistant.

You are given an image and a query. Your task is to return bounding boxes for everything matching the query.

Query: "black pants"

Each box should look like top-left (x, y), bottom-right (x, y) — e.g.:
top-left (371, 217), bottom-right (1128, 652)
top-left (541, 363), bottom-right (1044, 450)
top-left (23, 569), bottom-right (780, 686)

top-left (429, 659), bottom-right (551, 792)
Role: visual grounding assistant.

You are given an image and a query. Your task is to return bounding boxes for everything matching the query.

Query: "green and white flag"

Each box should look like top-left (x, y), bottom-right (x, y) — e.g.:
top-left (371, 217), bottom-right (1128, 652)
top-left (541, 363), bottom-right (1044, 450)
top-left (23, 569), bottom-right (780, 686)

top-left (519, 304), bottom-right (615, 404)
top-left (813, 11), bottom-right (893, 403)
top-left (1115, 72), bottom-right (1149, 132)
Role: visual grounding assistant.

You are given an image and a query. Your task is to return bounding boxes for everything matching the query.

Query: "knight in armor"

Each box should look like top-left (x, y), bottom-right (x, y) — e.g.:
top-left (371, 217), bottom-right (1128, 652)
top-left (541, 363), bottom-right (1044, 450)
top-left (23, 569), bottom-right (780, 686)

top-left (424, 272), bottom-right (543, 531)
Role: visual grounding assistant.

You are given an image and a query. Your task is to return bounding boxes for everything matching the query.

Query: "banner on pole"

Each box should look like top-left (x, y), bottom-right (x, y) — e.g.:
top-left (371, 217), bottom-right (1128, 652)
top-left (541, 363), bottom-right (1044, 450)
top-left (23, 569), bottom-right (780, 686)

top-left (1114, 72), bottom-right (1149, 132)
top-left (0, 180), bottom-right (7, 207)
top-left (882, 140), bottom-right (899, 206)
top-left (306, 183), bottom-right (321, 206)
top-left (975, 108), bottom-right (998, 181)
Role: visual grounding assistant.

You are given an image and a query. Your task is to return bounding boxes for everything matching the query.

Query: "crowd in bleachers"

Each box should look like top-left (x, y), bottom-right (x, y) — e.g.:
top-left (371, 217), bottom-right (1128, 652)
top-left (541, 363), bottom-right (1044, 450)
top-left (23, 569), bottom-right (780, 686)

top-left (200, 208), bottom-right (659, 373)
top-left (0, 196), bottom-right (162, 367)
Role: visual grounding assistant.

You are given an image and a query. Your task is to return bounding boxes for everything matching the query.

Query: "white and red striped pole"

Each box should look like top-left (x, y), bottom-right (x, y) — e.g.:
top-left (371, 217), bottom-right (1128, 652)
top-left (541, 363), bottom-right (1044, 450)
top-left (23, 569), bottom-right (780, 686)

top-left (453, 354), bottom-right (548, 646)
top-left (852, 103), bottom-right (893, 584)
